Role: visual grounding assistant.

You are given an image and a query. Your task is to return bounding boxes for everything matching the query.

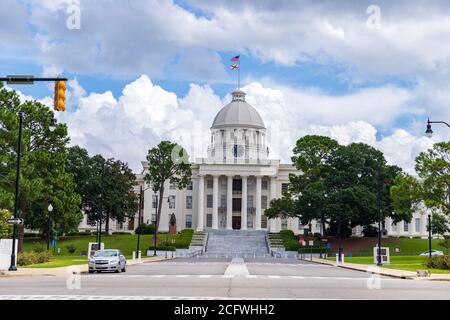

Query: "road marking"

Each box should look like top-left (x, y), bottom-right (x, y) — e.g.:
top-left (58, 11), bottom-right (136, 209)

top-left (198, 275), bottom-right (212, 278)
top-left (175, 275), bottom-right (189, 278)
top-left (245, 275), bottom-right (258, 279)
top-left (222, 275), bottom-right (235, 278)
top-left (0, 295), bottom-right (368, 300)
top-left (268, 275), bottom-right (281, 279)
top-left (289, 276), bottom-right (305, 279)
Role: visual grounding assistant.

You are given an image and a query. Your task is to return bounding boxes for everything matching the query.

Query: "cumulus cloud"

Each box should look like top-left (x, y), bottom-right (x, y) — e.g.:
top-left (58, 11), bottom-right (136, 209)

top-left (8, 75), bottom-right (445, 175)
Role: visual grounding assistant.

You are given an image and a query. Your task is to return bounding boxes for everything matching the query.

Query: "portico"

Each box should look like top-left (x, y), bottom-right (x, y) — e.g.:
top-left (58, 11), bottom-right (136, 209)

top-left (196, 171), bottom-right (278, 231)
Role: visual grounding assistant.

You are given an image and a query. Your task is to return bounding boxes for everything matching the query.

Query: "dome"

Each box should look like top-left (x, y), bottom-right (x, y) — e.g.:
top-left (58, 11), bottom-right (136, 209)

top-left (211, 90), bottom-right (265, 129)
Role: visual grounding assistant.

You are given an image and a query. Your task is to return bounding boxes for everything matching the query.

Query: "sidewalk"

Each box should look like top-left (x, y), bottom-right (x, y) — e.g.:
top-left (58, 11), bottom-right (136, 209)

top-left (309, 258), bottom-right (450, 281)
top-left (0, 256), bottom-right (172, 278)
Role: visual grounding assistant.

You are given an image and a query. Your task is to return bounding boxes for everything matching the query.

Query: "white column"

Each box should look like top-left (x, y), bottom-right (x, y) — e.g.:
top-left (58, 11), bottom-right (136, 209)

top-left (196, 175), bottom-right (204, 231)
top-left (255, 176), bottom-right (262, 230)
top-left (212, 175), bottom-right (219, 229)
top-left (227, 176), bottom-right (233, 230)
top-left (269, 176), bottom-right (277, 232)
top-left (241, 176), bottom-right (248, 230)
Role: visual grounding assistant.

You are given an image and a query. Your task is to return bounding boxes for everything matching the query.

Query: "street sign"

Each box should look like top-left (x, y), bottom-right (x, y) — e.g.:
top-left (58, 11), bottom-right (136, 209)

top-left (7, 218), bottom-right (24, 225)
top-left (308, 240), bottom-right (314, 246)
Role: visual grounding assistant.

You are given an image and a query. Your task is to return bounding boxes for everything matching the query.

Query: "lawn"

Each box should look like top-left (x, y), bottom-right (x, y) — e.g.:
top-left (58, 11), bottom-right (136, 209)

top-left (349, 237), bottom-right (449, 256)
top-left (327, 255), bottom-right (450, 274)
top-left (22, 231), bottom-right (193, 268)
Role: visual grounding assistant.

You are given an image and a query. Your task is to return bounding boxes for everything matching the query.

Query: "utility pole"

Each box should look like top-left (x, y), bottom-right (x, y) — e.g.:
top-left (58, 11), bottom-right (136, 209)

top-left (8, 112), bottom-right (23, 271)
top-left (377, 159), bottom-right (382, 267)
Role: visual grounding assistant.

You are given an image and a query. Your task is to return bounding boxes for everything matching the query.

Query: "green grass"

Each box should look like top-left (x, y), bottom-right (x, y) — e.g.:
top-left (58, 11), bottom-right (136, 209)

top-left (350, 237), bottom-right (448, 256)
top-left (326, 255), bottom-right (450, 274)
top-left (22, 232), bottom-right (193, 268)
top-left (22, 256), bottom-right (88, 268)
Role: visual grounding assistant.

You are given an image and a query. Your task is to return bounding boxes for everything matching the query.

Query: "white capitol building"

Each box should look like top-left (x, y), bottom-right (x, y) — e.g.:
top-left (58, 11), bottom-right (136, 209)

top-left (80, 89), bottom-right (432, 238)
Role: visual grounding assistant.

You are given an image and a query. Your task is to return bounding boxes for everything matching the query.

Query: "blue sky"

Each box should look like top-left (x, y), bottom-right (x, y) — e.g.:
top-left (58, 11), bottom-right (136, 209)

top-left (1, 0), bottom-right (449, 173)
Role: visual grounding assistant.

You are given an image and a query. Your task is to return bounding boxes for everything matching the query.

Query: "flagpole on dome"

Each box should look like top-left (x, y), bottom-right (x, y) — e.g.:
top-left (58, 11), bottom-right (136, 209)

top-left (230, 54), bottom-right (240, 90)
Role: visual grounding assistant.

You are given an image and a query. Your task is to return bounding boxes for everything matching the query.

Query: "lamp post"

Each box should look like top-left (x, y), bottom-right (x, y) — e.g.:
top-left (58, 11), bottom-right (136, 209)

top-left (98, 160), bottom-right (105, 250)
top-left (428, 214), bottom-right (432, 259)
top-left (376, 159), bottom-right (382, 267)
top-left (425, 118), bottom-right (450, 138)
top-left (337, 212), bottom-right (342, 262)
top-left (9, 111), bottom-right (24, 271)
top-left (47, 204), bottom-right (53, 251)
top-left (136, 185), bottom-right (150, 256)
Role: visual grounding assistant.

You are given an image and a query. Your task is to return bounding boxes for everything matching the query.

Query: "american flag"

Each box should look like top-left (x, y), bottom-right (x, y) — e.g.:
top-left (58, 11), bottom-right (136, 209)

top-left (230, 55), bottom-right (240, 69)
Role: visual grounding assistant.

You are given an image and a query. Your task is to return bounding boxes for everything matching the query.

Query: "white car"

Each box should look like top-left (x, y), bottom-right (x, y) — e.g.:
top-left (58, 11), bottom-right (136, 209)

top-left (419, 250), bottom-right (444, 256)
top-left (89, 249), bottom-right (127, 273)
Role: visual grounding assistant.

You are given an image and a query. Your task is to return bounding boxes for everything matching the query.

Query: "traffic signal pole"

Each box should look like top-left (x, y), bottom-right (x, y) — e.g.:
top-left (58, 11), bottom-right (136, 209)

top-left (1, 75), bottom-right (67, 271)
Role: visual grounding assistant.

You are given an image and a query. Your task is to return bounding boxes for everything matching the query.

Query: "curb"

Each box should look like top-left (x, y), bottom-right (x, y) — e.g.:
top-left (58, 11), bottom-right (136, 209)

top-left (305, 258), bottom-right (416, 280)
top-left (0, 256), bottom-right (175, 278)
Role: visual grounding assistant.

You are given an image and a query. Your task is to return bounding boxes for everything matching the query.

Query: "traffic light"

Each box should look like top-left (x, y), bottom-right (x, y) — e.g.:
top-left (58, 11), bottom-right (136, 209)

top-left (54, 80), bottom-right (66, 111)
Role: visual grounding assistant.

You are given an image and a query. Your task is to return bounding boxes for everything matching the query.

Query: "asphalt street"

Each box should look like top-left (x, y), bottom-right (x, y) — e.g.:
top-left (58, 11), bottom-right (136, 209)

top-left (1, 258), bottom-right (449, 299)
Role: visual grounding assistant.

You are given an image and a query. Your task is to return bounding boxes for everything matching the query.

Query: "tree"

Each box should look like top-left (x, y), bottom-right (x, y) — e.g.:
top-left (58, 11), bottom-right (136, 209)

top-left (415, 142), bottom-right (450, 216)
top-left (266, 136), bottom-right (404, 238)
top-left (390, 173), bottom-right (423, 223)
top-left (144, 141), bottom-right (191, 237)
top-left (66, 147), bottom-right (138, 234)
top-left (0, 208), bottom-right (12, 238)
top-left (429, 212), bottom-right (450, 255)
top-left (0, 83), bottom-right (82, 251)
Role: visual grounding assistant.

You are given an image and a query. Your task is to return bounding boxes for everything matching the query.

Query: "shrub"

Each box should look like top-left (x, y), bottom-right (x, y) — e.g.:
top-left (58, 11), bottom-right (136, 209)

top-left (17, 251), bottom-right (52, 266)
top-left (149, 245), bottom-right (176, 251)
top-left (284, 239), bottom-right (299, 251)
top-left (135, 223), bottom-right (155, 235)
top-left (424, 255), bottom-right (450, 270)
top-left (280, 230), bottom-right (295, 238)
top-left (112, 232), bottom-right (131, 235)
top-left (66, 244), bottom-right (77, 254)
top-left (362, 225), bottom-right (379, 237)
top-left (32, 244), bottom-right (46, 253)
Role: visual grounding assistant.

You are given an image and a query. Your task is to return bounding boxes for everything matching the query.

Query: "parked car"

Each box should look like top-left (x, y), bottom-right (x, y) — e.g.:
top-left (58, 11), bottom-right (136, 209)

top-left (419, 250), bottom-right (444, 256)
top-left (89, 249), bottom-right (126, 273)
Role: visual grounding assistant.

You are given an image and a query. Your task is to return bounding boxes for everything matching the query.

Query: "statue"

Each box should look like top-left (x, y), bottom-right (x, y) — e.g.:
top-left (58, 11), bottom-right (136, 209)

top-left (169, 213), bottom-right (177, 234)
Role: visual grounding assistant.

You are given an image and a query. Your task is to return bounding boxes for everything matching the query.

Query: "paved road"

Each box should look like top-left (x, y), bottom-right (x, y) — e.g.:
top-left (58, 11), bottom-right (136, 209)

top-left (1, 258), bottom-right (449, 299)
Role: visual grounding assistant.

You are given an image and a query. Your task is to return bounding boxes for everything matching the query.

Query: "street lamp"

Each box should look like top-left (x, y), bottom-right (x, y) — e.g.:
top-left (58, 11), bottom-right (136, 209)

top-left (9, 111), bottom-right (24, 271)
top-left (98, 160), bottom-right (105, 250)
top-left (428, 214), bottom-right (432, 259)
top-left (49, 116), bottom-right (57, 132)
top-left (47, 204), bottom-right (53, 251)
top-left (376, 159), bottom-right (383, 267)
top-left (425, 118), bottom-right (450, 138)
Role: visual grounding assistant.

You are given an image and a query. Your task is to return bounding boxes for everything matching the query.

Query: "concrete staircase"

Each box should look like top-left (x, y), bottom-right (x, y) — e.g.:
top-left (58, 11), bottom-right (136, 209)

top-left (205, 229), bottom-right (269, 258)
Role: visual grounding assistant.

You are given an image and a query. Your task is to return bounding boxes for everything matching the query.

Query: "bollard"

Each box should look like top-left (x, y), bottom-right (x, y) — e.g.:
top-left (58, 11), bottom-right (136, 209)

top-left (132, 251), bottom-right (136, 261)
top-left (138, 251), bottom-right (141, 261)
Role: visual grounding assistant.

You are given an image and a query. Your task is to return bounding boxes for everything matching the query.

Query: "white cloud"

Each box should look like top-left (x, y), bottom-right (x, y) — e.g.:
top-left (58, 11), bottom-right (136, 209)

top-left (7, 74), bottom-right (445, 175)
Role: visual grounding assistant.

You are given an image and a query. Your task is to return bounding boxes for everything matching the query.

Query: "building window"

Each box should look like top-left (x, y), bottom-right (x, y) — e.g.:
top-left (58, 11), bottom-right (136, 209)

top-left (207, 179), bottom-right (213, 189)
top-left (315, 222), bottom-right (322, 234)
top-left (220, 178), bottom-right (227, 188)
top-left (404, 222), bottom-right (409, 232)
top-left (186, 180), bottom-right (193, 190)
top-left (206, 194), bottom-right (213, 208)
top-left (220, 194), bottom-right (227, 209)
top-left (415, 218), bottom-right (421, 233)
top-left (262, 180), bottom-right (268, 190)
top-left (168, 195), bottom-right (176, 209)
top-left (206, 214), bottom-right (212, 228)
top-left (151, 214), bottom-right (156, 225)
top-left (186, 215), bottom-right (192, 228)
top-left (298, 223), bottom-right (305, 234)
top-left (281, 183), bottom-right (289, 192)
top-left (281, 218), bottom-right (288, 230)
top-left (261, 216), bottom-right (267, 229)
top-left (169, 182), bottom-right (177, 190)
top-left (186, 196), bottom-right (192, 209)
top-left (247, 195), bottom-right (254, 208)
top-left (261, 196), bottom-right (268, 209)
top-left (152, 195), bottom-right (157, 209)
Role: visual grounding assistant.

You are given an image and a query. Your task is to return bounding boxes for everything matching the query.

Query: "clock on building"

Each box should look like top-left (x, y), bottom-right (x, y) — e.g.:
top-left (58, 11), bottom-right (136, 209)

top-left (233, 144), bottom-right (244, 157)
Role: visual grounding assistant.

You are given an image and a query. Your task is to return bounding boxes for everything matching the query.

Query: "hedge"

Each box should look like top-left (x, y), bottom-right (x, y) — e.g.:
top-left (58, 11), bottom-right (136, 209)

top-left (17, 251), bottom-right (52, 266)
top-left (424, 255), bottom-right (450, 270)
